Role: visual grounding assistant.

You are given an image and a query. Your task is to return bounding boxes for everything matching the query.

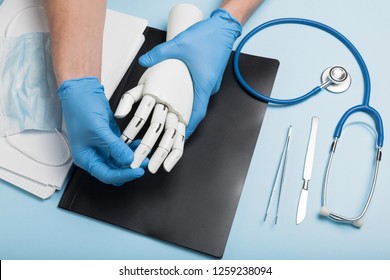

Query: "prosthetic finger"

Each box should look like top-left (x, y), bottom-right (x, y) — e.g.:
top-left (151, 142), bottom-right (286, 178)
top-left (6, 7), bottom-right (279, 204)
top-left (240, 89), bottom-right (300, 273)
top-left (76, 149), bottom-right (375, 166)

top-left (114, 84), bottom-right (144, 118)
top-left (120, 95), bottom-right (156, 143)
top-left (163, 121), bottom-right (186, 172)
top-left (148, 112), bottom-right (179, 173)
top-left (130, 103), bottom-right (168, 168)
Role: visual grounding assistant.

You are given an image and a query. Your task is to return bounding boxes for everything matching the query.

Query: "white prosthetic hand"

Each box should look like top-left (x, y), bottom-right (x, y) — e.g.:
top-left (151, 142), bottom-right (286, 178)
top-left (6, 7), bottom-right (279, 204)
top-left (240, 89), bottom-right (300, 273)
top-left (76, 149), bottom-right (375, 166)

top-left (114, 4), bottom-right (203, 173)
top-left (115, 60), bottom-right (193, 173)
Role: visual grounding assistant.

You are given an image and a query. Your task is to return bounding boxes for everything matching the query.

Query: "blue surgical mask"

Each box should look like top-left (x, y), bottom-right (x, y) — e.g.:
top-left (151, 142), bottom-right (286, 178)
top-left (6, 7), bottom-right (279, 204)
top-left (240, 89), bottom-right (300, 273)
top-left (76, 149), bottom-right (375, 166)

top-left (0, 31), bottom-right (70, 167)
top-left (0, 3), bottom-right (70, 168)
top-left (0, 32), bottom-right (62, 136)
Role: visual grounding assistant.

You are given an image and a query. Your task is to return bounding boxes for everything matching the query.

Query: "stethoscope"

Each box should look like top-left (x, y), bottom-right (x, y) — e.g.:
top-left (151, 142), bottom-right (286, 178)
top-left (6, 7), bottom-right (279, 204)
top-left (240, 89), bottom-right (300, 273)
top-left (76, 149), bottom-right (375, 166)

top-left (233, 18), bottom-right (384, 228)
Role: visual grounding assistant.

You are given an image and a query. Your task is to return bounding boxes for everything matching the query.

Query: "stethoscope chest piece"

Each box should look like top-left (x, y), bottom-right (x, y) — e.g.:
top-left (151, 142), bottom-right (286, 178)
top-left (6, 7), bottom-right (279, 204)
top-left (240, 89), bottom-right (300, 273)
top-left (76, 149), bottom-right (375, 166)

top-left (321, 66), bottom-right (352, 93)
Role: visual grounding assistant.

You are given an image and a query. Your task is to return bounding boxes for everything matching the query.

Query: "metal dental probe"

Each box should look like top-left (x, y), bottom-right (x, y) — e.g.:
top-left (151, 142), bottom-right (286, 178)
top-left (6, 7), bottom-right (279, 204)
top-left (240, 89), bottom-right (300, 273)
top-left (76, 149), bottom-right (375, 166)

top-left (264, 126), bottom-right (292, 224)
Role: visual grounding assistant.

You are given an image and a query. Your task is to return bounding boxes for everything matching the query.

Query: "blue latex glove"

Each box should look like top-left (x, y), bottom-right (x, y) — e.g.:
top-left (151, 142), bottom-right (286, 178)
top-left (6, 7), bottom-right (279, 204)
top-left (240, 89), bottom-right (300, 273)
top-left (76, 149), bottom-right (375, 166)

top-left (57, 77), bottom-right (146, 186)
top-left (139, 9), bottom-right (242, 138)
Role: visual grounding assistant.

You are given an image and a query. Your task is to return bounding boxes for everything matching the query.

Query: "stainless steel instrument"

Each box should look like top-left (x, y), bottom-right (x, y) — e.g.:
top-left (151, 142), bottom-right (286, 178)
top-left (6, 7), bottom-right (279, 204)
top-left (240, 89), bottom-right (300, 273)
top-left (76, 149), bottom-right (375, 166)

top-left (296, 117), bottom-right (320, 225)
top-left (264, 126), bottom-right (292, 224)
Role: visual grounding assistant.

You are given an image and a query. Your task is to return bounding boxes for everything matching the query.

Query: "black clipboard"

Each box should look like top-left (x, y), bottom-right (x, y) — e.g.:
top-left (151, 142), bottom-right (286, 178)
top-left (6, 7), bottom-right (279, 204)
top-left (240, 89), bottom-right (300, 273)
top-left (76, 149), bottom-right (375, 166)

top-left (58, 27), bottom-right (279, 258)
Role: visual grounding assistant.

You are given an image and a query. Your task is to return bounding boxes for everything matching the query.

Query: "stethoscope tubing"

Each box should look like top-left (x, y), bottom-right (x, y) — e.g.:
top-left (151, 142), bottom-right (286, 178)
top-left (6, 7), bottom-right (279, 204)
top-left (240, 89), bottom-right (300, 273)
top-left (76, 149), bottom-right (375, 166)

top-left (336, 105), bottom-right (384, 147)
top-left (234, 17), bottom-right (371, 105)
top-left (233, 17), bottom-right (384, 147)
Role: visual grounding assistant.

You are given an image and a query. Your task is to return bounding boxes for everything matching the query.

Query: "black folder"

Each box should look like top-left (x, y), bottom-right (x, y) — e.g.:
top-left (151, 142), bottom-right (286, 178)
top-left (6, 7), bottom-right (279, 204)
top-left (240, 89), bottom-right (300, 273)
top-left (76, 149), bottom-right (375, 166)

top-left (58, 27), bottom-right (279, 258)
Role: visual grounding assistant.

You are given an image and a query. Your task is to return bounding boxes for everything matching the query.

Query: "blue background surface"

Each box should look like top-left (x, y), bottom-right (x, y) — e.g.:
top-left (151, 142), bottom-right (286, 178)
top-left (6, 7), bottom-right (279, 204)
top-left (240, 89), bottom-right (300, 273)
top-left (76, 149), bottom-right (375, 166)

top-left (1, 0), bottom-right (389, 259)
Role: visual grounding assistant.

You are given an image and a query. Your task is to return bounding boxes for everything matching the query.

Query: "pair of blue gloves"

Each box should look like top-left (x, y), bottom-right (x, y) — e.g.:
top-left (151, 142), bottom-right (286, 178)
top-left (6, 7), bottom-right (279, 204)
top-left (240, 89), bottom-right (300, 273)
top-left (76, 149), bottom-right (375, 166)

top-left (58, 9), bottom-right (242, 185)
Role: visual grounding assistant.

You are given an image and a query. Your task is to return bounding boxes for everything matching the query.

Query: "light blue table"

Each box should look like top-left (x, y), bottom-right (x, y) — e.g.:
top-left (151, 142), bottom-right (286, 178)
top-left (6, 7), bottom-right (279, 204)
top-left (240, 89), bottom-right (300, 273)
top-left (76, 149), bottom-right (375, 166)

top-left (1, 0), bottom-right (389, 260)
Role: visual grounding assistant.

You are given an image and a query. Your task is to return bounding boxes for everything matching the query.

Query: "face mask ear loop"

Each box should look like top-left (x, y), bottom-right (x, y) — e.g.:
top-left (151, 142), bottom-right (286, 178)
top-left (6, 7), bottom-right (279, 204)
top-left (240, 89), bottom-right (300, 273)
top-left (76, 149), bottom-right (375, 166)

top-left (1, 4), bottom-right (72, 167)
top-left (3, 128), bottom-right (72, 167)
top-left (4, 5), bottom-right (44, 37)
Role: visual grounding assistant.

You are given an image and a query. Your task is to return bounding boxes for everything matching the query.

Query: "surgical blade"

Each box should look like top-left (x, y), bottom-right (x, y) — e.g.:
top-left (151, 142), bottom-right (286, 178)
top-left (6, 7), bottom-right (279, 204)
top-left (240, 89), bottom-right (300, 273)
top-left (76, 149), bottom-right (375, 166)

top-left (296, 116), bottom-right (320, 225)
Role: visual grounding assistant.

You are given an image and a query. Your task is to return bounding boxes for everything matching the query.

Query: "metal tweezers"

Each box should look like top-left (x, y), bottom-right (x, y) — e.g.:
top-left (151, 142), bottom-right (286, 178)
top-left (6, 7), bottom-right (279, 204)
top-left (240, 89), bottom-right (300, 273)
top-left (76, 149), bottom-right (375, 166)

top-left (264, 125), bottom-right (292, 224)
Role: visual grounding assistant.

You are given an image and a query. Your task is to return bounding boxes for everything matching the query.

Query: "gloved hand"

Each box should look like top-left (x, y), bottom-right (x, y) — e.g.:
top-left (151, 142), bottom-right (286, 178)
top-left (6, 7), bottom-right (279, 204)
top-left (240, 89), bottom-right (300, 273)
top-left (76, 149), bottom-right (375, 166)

top-left (57, 77), bottom-right (146, 186)
top-left (139, 8), bottom-right (242, 138)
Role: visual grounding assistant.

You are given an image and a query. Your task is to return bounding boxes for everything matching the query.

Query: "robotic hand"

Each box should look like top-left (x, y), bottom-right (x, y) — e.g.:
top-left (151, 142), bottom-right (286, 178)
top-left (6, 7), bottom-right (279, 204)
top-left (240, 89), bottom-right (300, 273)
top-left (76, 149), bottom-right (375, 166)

top-left (115, 59), bottom-right (193, 173)
top-left (114, 4), bottom-right (203, 174)
top-left (58, 77), bottom-right (146, 186)
top-left (139, 8), bottom-right (242, 138)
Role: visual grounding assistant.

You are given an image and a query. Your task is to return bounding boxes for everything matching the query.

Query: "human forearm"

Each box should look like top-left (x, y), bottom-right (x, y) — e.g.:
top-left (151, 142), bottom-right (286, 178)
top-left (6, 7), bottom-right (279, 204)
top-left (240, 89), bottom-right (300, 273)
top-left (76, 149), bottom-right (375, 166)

top-left (44, 0), bottom-right (106, 85)
top-left (220, 0), bottom-right (264, 24)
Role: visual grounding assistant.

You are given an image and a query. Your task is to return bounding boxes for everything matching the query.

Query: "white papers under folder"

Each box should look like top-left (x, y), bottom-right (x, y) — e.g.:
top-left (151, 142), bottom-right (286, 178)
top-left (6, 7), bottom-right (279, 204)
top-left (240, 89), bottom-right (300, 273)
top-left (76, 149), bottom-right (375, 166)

top-left (0, 0), bottom-right (148, 198)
